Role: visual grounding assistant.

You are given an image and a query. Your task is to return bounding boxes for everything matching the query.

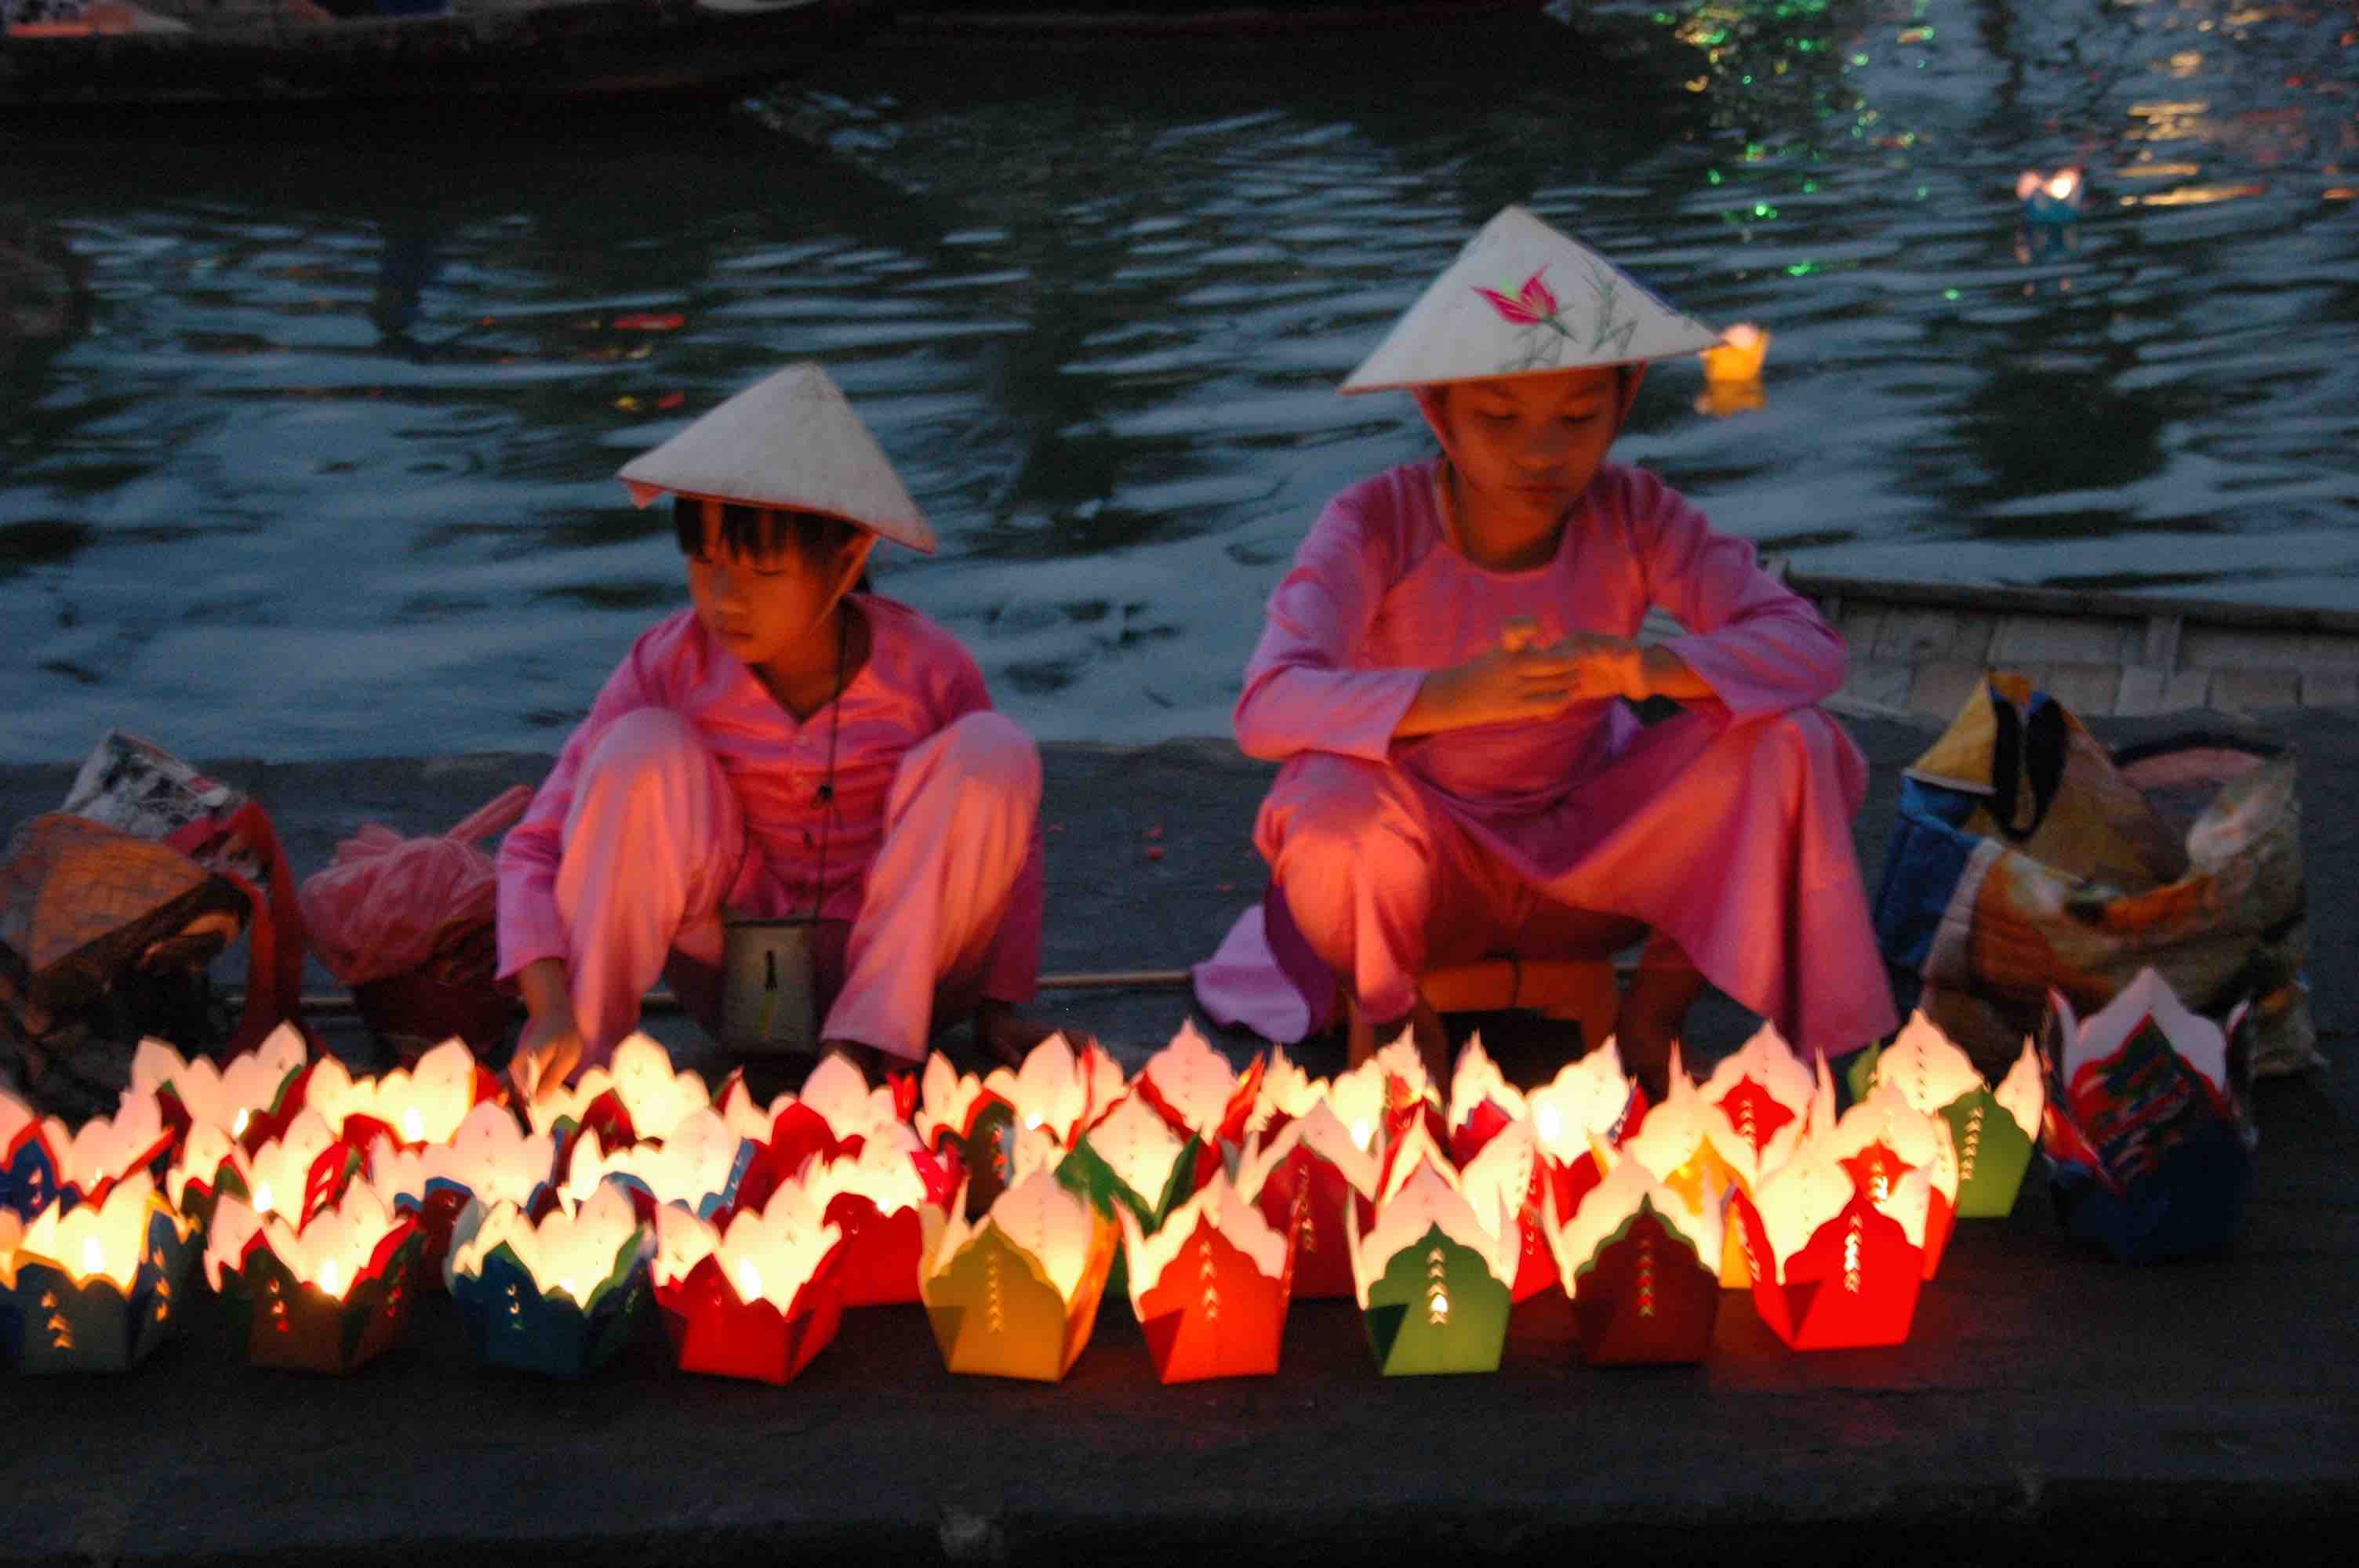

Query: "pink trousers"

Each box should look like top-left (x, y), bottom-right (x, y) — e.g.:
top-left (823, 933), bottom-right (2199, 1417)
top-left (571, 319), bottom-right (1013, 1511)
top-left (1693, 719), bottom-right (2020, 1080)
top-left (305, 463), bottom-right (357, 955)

top-left (1251, 706), bottom-right (1897, 1056)
top-left (551, 707), bottom-right (1042, 1065)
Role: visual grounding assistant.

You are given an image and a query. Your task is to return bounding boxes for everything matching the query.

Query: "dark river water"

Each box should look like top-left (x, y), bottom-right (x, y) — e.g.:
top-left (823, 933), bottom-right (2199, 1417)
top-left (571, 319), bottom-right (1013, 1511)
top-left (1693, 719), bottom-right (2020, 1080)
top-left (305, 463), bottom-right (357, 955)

top-left (2, 1), bottom-right (2354, 762)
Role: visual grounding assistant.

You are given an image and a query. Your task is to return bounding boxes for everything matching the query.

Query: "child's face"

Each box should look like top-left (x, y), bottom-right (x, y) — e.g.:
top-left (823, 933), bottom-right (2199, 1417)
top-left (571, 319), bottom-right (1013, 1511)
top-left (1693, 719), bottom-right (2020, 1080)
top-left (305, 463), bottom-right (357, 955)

top-left (684, 514), bottom-right (857, 668)
top-left (1434, 367), bottom-right (1631, 526)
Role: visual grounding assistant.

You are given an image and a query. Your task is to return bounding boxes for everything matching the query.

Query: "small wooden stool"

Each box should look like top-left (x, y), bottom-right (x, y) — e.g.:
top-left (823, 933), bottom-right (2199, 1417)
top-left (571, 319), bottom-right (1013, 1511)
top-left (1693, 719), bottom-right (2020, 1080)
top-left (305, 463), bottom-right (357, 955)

top-left (1420, 956), bottom-right (1622, 1057)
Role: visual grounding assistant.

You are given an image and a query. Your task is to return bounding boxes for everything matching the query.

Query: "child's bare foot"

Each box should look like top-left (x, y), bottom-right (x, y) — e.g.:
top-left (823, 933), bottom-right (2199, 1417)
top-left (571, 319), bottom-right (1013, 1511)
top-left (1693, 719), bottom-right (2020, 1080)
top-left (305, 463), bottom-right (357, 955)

top-left (973, 998), bottom-right (1060, 1070)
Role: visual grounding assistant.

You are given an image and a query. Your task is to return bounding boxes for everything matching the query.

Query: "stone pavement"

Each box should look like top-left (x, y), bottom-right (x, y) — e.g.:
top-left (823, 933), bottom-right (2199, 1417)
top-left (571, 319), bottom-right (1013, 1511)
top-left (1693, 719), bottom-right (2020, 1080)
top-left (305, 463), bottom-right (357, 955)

top-left (2, 706), bottom-right (2354, 1565)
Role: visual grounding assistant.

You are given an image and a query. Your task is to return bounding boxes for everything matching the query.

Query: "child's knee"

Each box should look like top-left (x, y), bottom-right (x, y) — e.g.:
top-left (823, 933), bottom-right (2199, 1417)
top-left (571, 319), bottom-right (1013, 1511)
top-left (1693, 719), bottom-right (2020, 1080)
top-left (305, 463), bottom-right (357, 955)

top-left (926, 710), bottom-right (1043, 813)
top-left (583, 706), bottom-right (706, 786)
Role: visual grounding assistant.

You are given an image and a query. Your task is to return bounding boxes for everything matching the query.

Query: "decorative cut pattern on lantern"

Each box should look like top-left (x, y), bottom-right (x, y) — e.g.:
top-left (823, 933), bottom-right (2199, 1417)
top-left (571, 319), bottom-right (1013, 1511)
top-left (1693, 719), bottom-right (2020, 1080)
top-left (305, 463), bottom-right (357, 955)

top-left (1453, 1120), bottom-right (1558, 1303)
top-left (1827, 1072), bottom-right (1960, 1281)
top-left (448, 1184), bottom-right (652, 1377)
top-left (204, 1180), bottom-right (425, 1373)
top-left (1725, 1103), bottom-right (1930, 1351)
top-left (1234, 1100), bottom-right (1379, 1303)
top-left (1132, 1022), bottom-right (1263, 1152)
top-left (2, 1087), bottom-right (173, 1221)
top-left (1699, 1025), bottom-right (1814, 1173)
top-left (130, 1026), bottom-right (309, 1149)
top-left (800, 1129), bottom-right (958, 1308)
top-left (298, 1040), bottom-right (499, 1152)
top-left (921, 1167), bottom-right (1117, 1383)
top-left (1543, 1149), bottom-right (1720, 1367)
top-left (1121, 1171), bottom-right (1290, 1384)
top-left (1250, 1045), bottom-right (1387, 1158)
top-left (202, 1109), bottom-right (361, 1232)
top-left (651, 1183), bottom-right (845, 1385)
top-left (1346, 1160), bottom-right (1518, 1376)
top-left (1851, 1012), bottom-right (2043, 1220)
top-left (559, 1106), bottom-right (754, 1222)
top-left (2037, 969), bottom-right (2255, 1265)
top-left (1523, 1041), bottom-right (1647, 1224)
top-left (368, 1102), bottom-right (561, 1282)
top-left (0, 1173), bottom-right (198, 1373)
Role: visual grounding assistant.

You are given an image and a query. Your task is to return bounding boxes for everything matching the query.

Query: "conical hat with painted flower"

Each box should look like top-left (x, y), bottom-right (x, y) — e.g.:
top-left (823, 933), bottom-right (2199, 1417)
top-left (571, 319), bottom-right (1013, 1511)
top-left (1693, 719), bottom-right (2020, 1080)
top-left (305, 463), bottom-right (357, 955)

top-left (1341, 205), bottom-right (1718, 393)
top-left (616, 361), bottom-right (936, 554)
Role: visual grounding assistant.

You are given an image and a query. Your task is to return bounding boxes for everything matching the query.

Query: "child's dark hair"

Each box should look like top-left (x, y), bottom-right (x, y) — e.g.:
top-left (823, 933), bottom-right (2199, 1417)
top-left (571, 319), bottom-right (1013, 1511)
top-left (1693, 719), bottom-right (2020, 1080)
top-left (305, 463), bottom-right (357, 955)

top-left (673, 495), bottom-right (865, 568)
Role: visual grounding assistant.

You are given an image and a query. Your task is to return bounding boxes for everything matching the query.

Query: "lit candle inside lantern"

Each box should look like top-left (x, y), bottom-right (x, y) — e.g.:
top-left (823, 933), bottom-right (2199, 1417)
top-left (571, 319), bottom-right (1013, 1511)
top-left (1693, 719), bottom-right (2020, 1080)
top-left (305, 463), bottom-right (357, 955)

top-left (560, 1105), bottom-right (754, 1221)
top-left (921, 1167), bottom-right (1118, 1383)
top-left (130, 1025), bottom-right (308, 1148)
top-left (1346, 1160), bottom-right (1519, 1376)
top-left (1699, 321), bottom-right (1772, 384)
top-left (202, 1178), bottom-right (426, 1374)
top-left (369, 1100), bottom-right (561, 1284)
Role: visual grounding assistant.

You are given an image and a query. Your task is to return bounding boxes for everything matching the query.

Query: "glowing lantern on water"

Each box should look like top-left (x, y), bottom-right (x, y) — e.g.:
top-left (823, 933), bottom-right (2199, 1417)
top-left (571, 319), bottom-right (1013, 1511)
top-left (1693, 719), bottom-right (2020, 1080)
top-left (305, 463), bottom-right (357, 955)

top-left (651, 1183), bottom-right (845, 1385)
top-left (1523, 1041), bottom-right (1647, 1220)
top-left (204, 1178), bottom-right (424, 1373)
top-left (447, 1182), bottom-right (652, 1377)
top-left (1725, 1107), bottom-right (1931, 1351)
top-left (1347, 1159), bottom-right (1518, 1376)
top-left (559, 1106), bottom-right (754, 1222)
top-left (801, 1129), bottom-right (959, 1308)
top-left (299, 1040), bottom-right (496, 1152)
top-left (1543, 1147), bottom-right (1721, 1367)
top-left (1059, 1091), bottom-right (1208, 1231)
top-left (130, 1025), bottom-right (308, 1149)
top-left (1120, 1171), bottom-right (1290, 1384)
top-left (367, 1101), bottom-right (560, 1280)
top-left (2018, 167), bottom-right (2085, 223)
top-left (0, 1173), bottom-right (198, 1373)
top-left (1854, 1011), bottom-right (2044, 1219)
top-left (2038, 969), bottom-right (2255, 1264)
top-left (1234, 1099), bottom-right (1379, 1302)
top-left (1699, 321), bottom-right (1771, 384)
top-left (525, 1033), bottom-right (714, 1149)
top-left (921, 1167), bottom-right (1118, 1383)
top-left (1132, 1022), bottom-right (1263, 1150)
top-left (1827, 1076), bottom-right (1961, 1280)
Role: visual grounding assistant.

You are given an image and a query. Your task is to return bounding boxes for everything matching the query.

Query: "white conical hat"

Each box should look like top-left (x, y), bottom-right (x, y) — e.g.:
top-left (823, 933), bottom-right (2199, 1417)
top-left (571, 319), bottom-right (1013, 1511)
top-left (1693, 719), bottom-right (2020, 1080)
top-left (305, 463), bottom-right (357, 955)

top-left (616, 361), bottom-right (936, 554)
top-left (1341, 205), bottom-right (1719, 394)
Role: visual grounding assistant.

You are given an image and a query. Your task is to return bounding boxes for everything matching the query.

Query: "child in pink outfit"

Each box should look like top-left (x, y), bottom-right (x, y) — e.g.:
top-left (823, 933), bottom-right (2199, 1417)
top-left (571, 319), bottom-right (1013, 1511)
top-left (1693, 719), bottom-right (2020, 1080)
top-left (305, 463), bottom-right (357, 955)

top-left (1193, 208), bottom-right (1898, 1094)
top-left (500, 364), bottom-right (1043, 1095)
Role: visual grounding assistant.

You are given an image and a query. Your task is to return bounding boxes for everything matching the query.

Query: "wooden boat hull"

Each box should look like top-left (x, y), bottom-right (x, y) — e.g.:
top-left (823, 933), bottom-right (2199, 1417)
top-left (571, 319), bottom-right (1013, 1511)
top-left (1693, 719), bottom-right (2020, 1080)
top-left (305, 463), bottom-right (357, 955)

top-left (0, 0), bottom-right (883, 107)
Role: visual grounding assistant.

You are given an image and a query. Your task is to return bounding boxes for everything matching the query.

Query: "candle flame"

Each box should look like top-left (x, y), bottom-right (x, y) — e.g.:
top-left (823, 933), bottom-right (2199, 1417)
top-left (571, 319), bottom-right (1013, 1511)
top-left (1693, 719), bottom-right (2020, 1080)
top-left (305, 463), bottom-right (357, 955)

top-left (81, 1236), bottom-right (105, 1278)
top-left (736, 1258), bottom-right (762, 1302)
top-left (402, 1107), bottom-right (424, 1144)
top-left (1022, 1113), bottom-right (1045, 1131)
top-left (1350, 1119), bottom-right (1374, 1150)
top-left (253, 1180), bottom-right (275, 1215)
top-left (231, 1109), bottom-right (251, 1138)
top-left (318, 1258), bottom-right (346, 1298)
top-left (558, 1276), bottom-right (578, 1301)
top-left (1535, 1105), bottom-right (1562, 1145)
top-left (2048, 170), bottom-right (2080, 201)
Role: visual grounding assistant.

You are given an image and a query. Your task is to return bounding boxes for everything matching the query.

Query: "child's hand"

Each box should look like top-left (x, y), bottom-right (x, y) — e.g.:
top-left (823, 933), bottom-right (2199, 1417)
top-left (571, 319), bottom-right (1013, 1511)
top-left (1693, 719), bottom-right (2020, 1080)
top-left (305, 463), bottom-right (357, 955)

top-left (511, 1006), bottom-right (585, 1104)
top-left (1400, 634), bottom-right (1637, 734)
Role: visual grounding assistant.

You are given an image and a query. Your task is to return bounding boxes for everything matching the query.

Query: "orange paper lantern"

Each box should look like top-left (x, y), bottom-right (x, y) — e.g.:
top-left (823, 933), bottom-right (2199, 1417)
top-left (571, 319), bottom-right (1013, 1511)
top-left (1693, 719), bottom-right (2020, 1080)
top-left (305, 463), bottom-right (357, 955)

top-left (1120, 1171), bottom-right (1291, 1383)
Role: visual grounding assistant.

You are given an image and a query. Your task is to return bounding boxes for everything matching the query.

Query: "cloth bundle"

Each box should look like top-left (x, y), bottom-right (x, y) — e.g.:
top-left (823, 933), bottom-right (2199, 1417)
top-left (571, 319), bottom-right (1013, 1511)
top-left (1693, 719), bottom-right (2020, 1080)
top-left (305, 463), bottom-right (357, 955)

top-left (1872, 674), bottom-right (2315, 1081)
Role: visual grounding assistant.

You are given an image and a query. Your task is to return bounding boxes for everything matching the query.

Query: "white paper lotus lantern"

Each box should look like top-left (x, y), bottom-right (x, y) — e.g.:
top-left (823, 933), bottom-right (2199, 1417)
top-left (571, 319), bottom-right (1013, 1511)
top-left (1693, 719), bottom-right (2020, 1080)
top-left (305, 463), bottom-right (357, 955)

top-left (921, 1166), bottom-right (1119, 1383)
top-left (1454, 1118), bottom-right (1557, 1303)
top-left (1699, 1025), bottom-right (1816, 1169)
top-left (1617, 1051), bottom-right (1768, 1287)
top-left (129, 1025), bottom-right (308, 1145)
top-left (1860, 1011), bottom-right (2043, 1219)
top-left (1120, 1170), bottom-right (1290, 1383)
top-left (204, 1178), bottom-right (424, 1373)
top-left (651, 1181), bottom-right (845, 1384)
top-left (1060, 1091), bottom-right (1206, 1230)
top-left (1346, 1160), bottom-right (1519, 1376)
top-left (1543, 1148), bottom-right (1721, 1366)
top-left (296, 1040), bottom-right (493, 1150)
top-left (559, 1105), bottom-right (754, 1221)
top-left (369, 1100), bottom-right (559, 1279)
top-left (448, 1182), bottom-right (652, 1376)
top-left (1445, 1034), bottom-right (1527, 1165)
top-left (219, 1109), bottom-right (358, 1229)
top-left (1133, 1022), bottom-right (1262, 1149)
top-left (1234, 1099), bottom-right (1380, 1301)
top-left (2, 1087), bottom-right (174, 1220)
top-left (1523, 1040), bottom-right (1646, 1218)
top-left (525, 1033), bottom-right (714, 1147)
top-left (1250, 1045), bottom-right (1387, 1158)
top-left (0, 1172), bottom-right (198, 1373)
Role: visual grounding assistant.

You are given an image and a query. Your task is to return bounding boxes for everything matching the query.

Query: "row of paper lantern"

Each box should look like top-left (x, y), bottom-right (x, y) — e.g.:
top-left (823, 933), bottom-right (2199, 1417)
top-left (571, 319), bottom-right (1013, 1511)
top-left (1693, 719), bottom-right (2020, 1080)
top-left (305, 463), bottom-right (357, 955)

top-left (0, 967), bottom-right (2254, 1380)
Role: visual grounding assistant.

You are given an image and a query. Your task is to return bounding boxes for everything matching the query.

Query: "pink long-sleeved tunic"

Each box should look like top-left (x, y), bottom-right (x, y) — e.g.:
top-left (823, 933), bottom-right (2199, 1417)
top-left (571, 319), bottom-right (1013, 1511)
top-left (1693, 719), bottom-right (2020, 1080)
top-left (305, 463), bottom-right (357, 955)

top-left (1198, 458), bottom-right (1897, 1054)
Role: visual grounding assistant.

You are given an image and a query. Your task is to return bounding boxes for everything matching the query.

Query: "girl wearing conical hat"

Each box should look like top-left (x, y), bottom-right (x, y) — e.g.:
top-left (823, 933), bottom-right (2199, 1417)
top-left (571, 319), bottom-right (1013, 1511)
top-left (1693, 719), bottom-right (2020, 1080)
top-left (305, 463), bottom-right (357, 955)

top-left (1193, 207), bottom-right (1897, 1098)
top-left (499, 364), bottom-right (1046, 1096)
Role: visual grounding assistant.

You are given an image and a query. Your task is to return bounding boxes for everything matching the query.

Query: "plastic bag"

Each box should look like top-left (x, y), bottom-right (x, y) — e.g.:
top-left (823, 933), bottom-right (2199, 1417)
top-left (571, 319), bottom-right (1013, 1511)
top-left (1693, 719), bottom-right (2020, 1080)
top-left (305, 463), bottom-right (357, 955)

top-left (299, 786), bottom-right (533, 988)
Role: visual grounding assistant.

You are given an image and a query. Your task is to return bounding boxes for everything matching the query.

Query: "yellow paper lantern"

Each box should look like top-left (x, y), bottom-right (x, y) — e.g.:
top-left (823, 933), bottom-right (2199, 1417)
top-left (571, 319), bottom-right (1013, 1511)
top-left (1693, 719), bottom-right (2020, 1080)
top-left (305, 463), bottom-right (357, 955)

top-left (1617, 1051), bottom-right (1766, 1287)
top-left (920, 1167), bottom-right (1118, 1382)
